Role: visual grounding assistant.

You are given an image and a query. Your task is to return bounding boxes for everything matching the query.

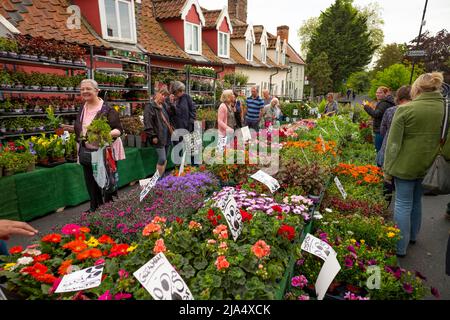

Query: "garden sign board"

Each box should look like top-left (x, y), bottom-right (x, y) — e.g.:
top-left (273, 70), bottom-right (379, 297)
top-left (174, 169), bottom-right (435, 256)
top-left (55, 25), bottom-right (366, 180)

top-left (139, 171), bottom-right (160, 202)
top-left (133, 253), bottom-right (194, 300)
top-left (334, 176), bottom-right (347, 200)
top-left (301, 233), bottom-right (337, 262)
top-left (221, 193), bottom-right (243, 241)
top-left (250, 170), bottom-right (280, 193)
top-left (315, 252), bottom-right (341, 300)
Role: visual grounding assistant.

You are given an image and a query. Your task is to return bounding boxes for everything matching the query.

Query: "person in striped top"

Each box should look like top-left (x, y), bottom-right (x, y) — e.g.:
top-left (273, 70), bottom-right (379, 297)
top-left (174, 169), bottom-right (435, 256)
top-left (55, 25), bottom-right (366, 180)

top-left (245, 86), bottom-right (265, 131)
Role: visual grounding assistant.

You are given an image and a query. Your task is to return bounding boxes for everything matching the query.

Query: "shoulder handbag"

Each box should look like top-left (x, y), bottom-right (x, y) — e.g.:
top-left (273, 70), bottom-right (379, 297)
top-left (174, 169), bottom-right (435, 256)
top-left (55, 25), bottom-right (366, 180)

top-left (160, 108), bottom-right (174, 137)
top-left (422, 94), bottom-right (450, 194)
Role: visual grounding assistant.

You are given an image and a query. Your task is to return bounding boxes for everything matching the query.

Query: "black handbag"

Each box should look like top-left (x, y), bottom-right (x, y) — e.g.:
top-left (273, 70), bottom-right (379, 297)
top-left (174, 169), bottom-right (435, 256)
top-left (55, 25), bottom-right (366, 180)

top-left (422, 90), bottom-right (450, 194)
top-left (78, 144), bottom-right (95, 166)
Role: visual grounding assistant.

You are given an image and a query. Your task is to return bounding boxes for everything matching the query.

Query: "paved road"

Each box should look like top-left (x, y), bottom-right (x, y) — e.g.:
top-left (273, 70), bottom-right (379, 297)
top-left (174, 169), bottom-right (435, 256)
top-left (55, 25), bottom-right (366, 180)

top-left (5, 188), bottom-right (450, 300)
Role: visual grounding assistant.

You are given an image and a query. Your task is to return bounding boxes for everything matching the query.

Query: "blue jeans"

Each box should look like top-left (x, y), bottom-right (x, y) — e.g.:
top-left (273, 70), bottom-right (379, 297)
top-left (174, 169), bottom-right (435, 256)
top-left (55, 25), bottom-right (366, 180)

top-left (394, 178), bottom-right (423, 255)
top-left (374, 133), bottom-right (383, 153)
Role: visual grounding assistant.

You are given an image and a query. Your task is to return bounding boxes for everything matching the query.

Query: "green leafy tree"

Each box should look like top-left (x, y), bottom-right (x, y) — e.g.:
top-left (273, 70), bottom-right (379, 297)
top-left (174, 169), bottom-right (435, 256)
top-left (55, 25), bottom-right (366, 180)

top-left (346, 71), bottom-right (370, 94)
top-left (374, 43), bottom-right (408, 72)
top-left (355, 2), bottom-right (385, 51)
top-left (307, 52), bottom-right (333, 95)
top-left (368, 64), bottom-right (423, 98)
top-left (297, 17), bottom-right (320, 58)
top-left (306, 0), bottom-right (378, 91)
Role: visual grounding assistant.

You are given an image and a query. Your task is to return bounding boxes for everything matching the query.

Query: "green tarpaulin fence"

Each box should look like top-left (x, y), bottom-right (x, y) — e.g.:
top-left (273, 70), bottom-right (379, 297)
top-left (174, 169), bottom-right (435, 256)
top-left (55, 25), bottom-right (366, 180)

top-left (0, 147), bottom-right (173, 222)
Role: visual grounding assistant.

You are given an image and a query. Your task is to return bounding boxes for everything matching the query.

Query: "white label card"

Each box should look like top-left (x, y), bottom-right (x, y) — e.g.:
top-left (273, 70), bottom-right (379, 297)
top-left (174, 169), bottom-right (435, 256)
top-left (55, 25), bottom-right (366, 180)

top-left (293, 109), bottom-right (299, 116)
top-left (250, 170), bottom-right (280, 193)
top-left (315, 252), bottom-right (341, 300)
top-left (241, 126), bottom-right (251, 142)
top-left (286, 117), bottom-right (290, 122)
top-left (139, 178), bottom-right (151, 187)
top-left (221, 194), bottom-right (243, 242)
top-left (301, 233), bottom-right (336, 262)
top-left (216, 136), bottom-right (227, 153)
top-left (140, 171), bottom-right (161, 202)
top-left (0, 287), bottom-right (7, 300)
top-left (133, 253), bottom-right (194, 300)
top-left (55, 265), bottom-right (104, 293)
top-left (334, 176), bottom-right (347, 200)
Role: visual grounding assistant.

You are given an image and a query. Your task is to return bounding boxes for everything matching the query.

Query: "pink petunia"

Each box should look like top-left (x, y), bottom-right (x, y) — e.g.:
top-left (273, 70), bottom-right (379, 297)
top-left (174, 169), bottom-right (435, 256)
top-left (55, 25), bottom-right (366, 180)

top-left (115, 293), bottom-right (132, 300)
top-left (98, 290), bottom-right (113, 300)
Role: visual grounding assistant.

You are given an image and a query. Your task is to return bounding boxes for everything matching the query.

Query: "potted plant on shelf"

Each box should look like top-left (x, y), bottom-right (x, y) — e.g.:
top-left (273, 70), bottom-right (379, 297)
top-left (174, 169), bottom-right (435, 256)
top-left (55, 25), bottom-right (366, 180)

top-left (65, 133), bottom-right (78, 162)
top-left (0, 37), bottom-right (18, 57)
top-left (127, 75), bottom-right (146, 88)
top-left (30, 134), bottom-right (50, 165)
top-left (0, 71), bottom-right (13, 89)
top-left (49, 135), bottom-right (66, 164)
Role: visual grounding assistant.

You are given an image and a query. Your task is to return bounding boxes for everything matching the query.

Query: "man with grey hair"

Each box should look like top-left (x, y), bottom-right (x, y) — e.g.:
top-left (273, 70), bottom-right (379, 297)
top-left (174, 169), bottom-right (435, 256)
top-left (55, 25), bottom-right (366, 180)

top-left (262, 89), bottom-right (272, 106)
top-left (245, 86), bottom-right (265, 131)
top-left (169, 81), bottom-right (196, 132)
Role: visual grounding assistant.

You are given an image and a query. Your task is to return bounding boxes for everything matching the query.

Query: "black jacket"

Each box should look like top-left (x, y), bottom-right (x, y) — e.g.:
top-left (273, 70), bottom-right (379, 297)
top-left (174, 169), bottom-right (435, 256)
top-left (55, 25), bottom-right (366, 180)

top-left (364, 95), bottom-right (395, 133)
top-left (170, 93), bottom-right (196, 132)
top-left (74, 101), bottom-right (123, 143)
top-left (144, 100), bottom-right (174, 147)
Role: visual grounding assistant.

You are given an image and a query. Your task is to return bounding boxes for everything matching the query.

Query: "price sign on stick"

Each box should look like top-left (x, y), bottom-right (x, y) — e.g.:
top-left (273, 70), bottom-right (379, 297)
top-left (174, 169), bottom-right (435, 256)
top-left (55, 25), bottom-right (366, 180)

top-left (0, 287), bottom-right (7, 300)
top-left (251, 170), bottom-right (280, 193)
top-left (140, 171), bottom-right (160, 202)
top-left (55, 265), bottom-right (104, 293)
top-left (301, 233), bottom-right (336, 262)
top-left (241, 126), bottom-right (251, 142)
top-left (216, 136), bottom-right (227, 153)
top-left (334, 176), bottom-right (347, 200)
top-left (133, 253), bottom-right (194, 300)
top-left (221, 193), bottom-right (242, 241)
top-left (315, 252), bottom-right (341, 300)
top-left (178, 149), bottom-right (187, 176)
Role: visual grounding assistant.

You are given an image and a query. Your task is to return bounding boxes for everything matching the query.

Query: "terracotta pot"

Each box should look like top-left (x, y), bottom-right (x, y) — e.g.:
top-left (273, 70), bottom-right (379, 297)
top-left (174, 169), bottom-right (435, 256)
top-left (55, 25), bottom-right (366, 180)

top-left (39, 158), bottom-right (49, 166)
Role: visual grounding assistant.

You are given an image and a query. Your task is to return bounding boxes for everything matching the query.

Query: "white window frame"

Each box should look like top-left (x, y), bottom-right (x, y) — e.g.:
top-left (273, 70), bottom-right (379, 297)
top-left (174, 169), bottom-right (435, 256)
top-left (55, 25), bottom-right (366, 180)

top-left (99, 0), bottom-right (137, 43)
top-left (261, 44), bottom-right (267, 63)
top-left (184, 21), bottom-right (202, 55)
top-left (218, 31), bottom-right (230, 58)
top-left (281, 40), bottom-right (287, 65)
top-left (246, 40), bottom-right (253, 62)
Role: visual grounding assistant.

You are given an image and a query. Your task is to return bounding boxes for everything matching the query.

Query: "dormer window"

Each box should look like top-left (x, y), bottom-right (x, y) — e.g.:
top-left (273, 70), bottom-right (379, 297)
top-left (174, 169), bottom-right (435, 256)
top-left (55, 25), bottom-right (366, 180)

top-left (185, 22), bottom-right (201, 54)
top-left (99, 0), bottom-right (136, 43)
top-left (246, 40), bottom-right (253, 61)
top-left (218, 31), bottom-right (230, 58)
top-left (261, 44), bottom-right (267, 63)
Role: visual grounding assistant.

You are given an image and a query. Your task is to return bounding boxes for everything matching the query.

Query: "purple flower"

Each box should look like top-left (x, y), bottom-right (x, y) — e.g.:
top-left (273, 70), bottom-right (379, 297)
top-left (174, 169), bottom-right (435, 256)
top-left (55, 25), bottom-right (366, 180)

top-left (291, 275), bottom-right (308, 288)
top-left (347, 245), bottom-right (356, 254)
top-left (403, 283), bottom-right (413, 294)
top-left (296, 259), bottom-right (305, 266)
top-left (394, 269), bottom-right (402, 280)
top-left (431, 287), bottom-right (440, 299)
top-left (319, 232), bottom-right (328, 241)
top-left (344, 291), bottom-right (369, 300)
top-left (344, 256), bottom-right (354, 268)
top-left (368, 259), bottom-right (377, 266)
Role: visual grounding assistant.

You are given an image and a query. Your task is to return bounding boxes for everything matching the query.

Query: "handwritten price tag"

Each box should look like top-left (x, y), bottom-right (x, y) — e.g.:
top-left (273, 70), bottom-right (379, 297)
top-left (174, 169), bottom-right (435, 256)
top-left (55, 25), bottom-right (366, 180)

top-left (140, 171), bottom-right (160, 202)
top-left (301, 233), bottom-right (336, 262)
top-left (251, 170), bottom-right (280, 193)
top-left (133, 253), bottom-right (194, 300)
top-left (293, 109), bottom-right (299, 116)
top-left (241, 126), bottom-right (251, 142)
top-left (55, 265), bottom-right (104, 293)
top-left (178, 149), bottom-right (187, 176)
top-left (221, 194), bottom-right (242, 241)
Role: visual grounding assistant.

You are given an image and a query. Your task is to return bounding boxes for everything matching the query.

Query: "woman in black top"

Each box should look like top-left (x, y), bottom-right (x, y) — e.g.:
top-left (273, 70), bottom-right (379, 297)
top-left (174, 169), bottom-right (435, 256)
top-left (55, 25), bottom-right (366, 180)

top-left (144, 88), bottom-right (174, 176)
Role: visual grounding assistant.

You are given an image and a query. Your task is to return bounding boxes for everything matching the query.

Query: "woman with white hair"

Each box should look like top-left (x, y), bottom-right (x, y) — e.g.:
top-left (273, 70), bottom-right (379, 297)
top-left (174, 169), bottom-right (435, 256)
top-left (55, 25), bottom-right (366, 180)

top-left (169, 81), bottom-right (196, 133)
top-left (384, 72), bottom-right (450, 257)
top-left (73, 79), bottom-right (123, 212)
top-left (217, 89), bottom-right (236, 138)
top-left (260, 97), bottom-right (280, 128)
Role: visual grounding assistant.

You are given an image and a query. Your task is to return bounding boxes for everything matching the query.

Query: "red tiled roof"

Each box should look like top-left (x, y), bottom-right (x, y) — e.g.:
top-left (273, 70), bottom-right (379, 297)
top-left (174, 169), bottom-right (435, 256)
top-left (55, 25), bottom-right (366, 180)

top-left (0, 0), bottom-right (104, 47)
top-left (203, 9), bottom-right (221, 29)
top-left (202, 40), bottom-right (222, 64)
top-left (287, 45), bottom-right (305, 65)
top-left (231, 25), bottom-right (248, 39)
top-left (138, 0), bottom-right (190, 60)
top-left (153, 0), bottom-right (186, 20)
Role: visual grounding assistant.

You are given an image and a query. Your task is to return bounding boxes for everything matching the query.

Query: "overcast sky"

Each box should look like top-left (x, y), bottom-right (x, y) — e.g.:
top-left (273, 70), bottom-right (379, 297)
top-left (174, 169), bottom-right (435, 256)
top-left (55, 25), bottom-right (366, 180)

top-left (199, 0), bottom-right (450, 56)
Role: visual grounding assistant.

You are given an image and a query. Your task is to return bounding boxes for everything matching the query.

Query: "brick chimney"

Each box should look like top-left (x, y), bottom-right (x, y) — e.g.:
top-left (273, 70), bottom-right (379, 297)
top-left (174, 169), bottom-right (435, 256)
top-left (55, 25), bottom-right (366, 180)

top-left (277, 25), bottom-right (289, 42)
top-left (228, 0), bottom-right (247, 24)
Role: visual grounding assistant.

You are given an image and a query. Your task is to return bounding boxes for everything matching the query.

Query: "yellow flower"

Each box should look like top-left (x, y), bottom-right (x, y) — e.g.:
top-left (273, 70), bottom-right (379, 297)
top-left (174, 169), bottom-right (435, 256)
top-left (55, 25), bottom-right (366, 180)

top-left (387, 232), bottom-right (396, 238)
top-left (360, 240), bottom-right (365, 244)
top-left (350, 239), bottom-right (356, 244)
top-left (127, 244), bottom-right (138, 253)
top-left (3, 263), bottom-right (16, 270)
top-left (85, 237), bottom-right (100, 247)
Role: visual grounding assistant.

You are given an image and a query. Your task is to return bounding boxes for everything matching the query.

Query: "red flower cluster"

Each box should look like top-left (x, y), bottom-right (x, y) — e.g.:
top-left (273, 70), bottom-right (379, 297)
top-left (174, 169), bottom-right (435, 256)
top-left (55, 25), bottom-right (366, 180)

top-left (240, 209), bottom-right (253, 222)
top-left (324, 197), bottom-right (385, 217)
top-left (33, 254), bottom-right (51, 263)
top-left (9, 246), bottom-right (23, 255)
top-left (41, 234), bottom-right (62, 243)
top-left (207, 209), bottom-right (222, 226)
top-left (277, 224), bottom-right (296, 241)
top-left (21, 263), bottom-right (56, 284)
top-left (98, 235), bottom-right (115, 245)
top-left (108, 244), bottom-right (129, 258)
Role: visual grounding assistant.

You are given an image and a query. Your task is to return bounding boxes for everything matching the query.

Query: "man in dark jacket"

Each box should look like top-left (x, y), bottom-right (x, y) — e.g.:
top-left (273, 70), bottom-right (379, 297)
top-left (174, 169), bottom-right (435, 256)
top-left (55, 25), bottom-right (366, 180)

top-left (170, 81), bottom-right (196, 133)
top-left (363, 86), bottom-right (395, 153)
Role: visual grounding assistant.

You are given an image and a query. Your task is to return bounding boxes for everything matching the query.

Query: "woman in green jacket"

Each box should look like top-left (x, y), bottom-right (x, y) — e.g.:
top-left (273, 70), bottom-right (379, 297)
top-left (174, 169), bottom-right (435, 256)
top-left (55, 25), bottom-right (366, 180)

top-left (384, 72), bottom-right (450, 257)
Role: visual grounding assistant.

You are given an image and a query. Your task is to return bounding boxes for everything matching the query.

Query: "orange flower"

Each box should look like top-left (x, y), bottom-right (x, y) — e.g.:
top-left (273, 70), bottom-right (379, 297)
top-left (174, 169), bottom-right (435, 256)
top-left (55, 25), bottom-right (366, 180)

top-left (213, 225), bottom-right (229, 240)
top-left (79, 227), bottom-right (90, 233)
top-left (252, 240), bottom-right (271, 259)
top-left (34, 273), bottom-right (57, 284)
top-left (153, 239), bottom-right (167, 254)
top-left (188, 221), bottom-right (202, 230)
top-left (41, 234), bottom-right (62, 243)
top-left (109, 244), bottom-right (129, 257)
top-left (98, 235), bottom-right (115, 244)
top-left (142, 223), bottom-right (162, 236)
top-left (215, 255), bottom-right (230, 271)
top-left (58, 260), bottom-right (73, 276)
top-left (33, 254), bottom-right (51, 263)
top-left (63, 240), bottom-right (88, 253)
top-left (152, 216), bottom-right (167, 224)
top-left (76, 249), bottom-right (102, 261)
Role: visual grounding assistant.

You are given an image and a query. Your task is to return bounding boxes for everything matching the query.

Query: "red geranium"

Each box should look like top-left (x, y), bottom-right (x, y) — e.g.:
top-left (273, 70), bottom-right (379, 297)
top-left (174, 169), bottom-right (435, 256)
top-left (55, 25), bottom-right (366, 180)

top-left (175, 217), bottom-right (184, 224)
top-left (207, 208), bottom-right (222, 226)
top-left (98, 235), bottom-right (115, 244)
top-left (272, 205), bottom-right (283, 213)
top-left (240, 209), bottom-right (253, 222)
top-left (108, 244), bottom-right (129, 258)
top-left (9, 246), bottom-right (23, 255)
top-left (277, 224), bottom-right (296, 241)
top-left (34, 273), bottom-right (57, 284)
